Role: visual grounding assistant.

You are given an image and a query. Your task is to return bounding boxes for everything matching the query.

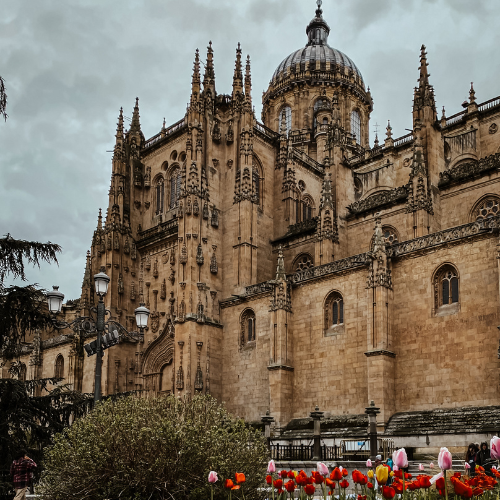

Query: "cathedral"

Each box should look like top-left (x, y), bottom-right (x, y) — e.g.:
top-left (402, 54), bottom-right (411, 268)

top-left (6, 2), bottom-right (500, 449)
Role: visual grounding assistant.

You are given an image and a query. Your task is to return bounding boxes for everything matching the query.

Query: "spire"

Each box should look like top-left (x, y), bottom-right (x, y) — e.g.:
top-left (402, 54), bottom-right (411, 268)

top-left (113, 107), bottom-right (124, 158)
top-left (244, 54), bottom-right (252, 104)
top-left (386, 120), bottom-right (392, 139)
top-left (129, 97), bottom-right (142, 135)
top-left (203, 41), bottom-right (215, 91)
top-left (276, 246), bottom-right (286, 281)
top-left (469, 82), bottom-right (476, 103)
top-left (306, 0), bottom-right (330, 46)
top-left (232, 43), bottom-right (243, 99)
top-left (418, 44), bottom-right (430, 90)
top-left (191, 48), bottom-right (201, 95)
top-left (97, 208), bottom-right (103, 231)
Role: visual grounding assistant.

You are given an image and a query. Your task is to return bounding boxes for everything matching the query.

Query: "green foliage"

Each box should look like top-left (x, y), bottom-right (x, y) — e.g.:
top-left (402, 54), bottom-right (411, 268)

top-left (0, 233), bottom-right (61, 351)
top-left (39, 395), bottom-right (269, 500)
top-left (0, 378), bottom-right (93, 495)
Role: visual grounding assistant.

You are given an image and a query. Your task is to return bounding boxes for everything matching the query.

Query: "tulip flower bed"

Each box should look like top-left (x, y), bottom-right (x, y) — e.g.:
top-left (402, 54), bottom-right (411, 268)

top-left (208, 437), bottom-right (500, 500)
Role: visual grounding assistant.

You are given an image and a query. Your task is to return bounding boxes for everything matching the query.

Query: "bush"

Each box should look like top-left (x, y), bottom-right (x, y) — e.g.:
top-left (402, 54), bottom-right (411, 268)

top-left (38, 395), bottom-right (268, 500)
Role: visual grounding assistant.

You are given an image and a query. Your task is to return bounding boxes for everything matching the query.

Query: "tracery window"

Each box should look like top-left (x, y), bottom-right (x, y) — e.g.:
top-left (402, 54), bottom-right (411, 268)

top-left (155, 178), bottom-right (164, 215)
top-left (55, 354), bottom-right (64, 379)
top-left (279, 106), bottom-right (292, 134)
top-left (294, 254), bottom-right (314, 272)
top-left (433, 264), bottom-right (459, 313)
top-left (302, 196), bottom-right (314, 221)
top-left (474, 196), bottom-right (499, 221)
top-left (240, 309), bottom-right (256, 346)
top-left (324, 291), bottom-right (344, 335)
top-left (169, 167), bottom-right (182, 209)
top-left (351, 110), bottom-right (361, 144)
top-left (382, 226), bottom-right (399, 246)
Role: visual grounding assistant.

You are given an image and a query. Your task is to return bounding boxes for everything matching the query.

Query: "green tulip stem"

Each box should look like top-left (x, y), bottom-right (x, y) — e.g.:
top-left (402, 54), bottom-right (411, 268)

top-left (443, 470), bottom-right (448, 500)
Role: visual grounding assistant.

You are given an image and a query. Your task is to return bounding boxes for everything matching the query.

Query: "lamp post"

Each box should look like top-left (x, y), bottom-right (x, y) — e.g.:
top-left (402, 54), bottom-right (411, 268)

top-left (310, 405), bottom-right (324, 461)
top-left (46, 270), bottom-right (149, 404)
top-left (365, 400), bottom-right (380, 460)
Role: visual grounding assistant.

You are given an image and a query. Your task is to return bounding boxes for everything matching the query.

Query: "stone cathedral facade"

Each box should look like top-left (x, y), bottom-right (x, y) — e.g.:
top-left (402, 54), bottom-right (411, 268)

top-left (7, 3), bottom-right (500, 443)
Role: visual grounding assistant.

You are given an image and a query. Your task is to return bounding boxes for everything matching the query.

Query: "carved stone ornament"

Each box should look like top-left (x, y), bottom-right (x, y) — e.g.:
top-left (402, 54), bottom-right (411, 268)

top-left (196, 243), bottom-right (204, 265)
top-left (211, 208), bottom-right (219, 228)
top-left (347, 186), bottom-right (408, 215)
top-left (160, 279), bottom-right (166, 300)
top-left (203, 202), bottom-right (209, 219)
top-left (438, 153), bottom-right (500, 188)
top-left (150, 312), bottom-right (160, 334)
top-left (180, 243), bottom-right (188, 264)
top-left (118, 273), bottom-right (124, 294)
top-left (489, 123), bottom-right (498, 135)
top-left (193, 198), bottom-right (200, 216)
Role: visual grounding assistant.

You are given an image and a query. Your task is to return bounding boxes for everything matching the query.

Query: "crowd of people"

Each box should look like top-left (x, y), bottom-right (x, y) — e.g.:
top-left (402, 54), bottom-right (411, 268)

top-left (466, 442), bottom-right (492, 475)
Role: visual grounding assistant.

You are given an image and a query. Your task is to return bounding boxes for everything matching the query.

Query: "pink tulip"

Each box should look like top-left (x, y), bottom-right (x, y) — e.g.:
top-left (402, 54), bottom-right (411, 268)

top-left (267, 459), bottom-right (276, 473)
top-left (491, 436), bottom-right (500, 460)
top-left (464, 462), bottom-right (470, 470)
top-left (317, 462), bottom-right (329, 476)
top-left (429, 463), bottom-right (435, 469)
top-left (438, 447), bottom-right (453, 471)
top-left (208, 471), bottom-right (218, 483)
top-left (418, 464), bottom-right (424, 471)
top-left (393, 465), bottom-right (399, 471)
top-left (393, 448), bottom-right (408, 469)
top-left (366, 459), bottom-right (372, 467)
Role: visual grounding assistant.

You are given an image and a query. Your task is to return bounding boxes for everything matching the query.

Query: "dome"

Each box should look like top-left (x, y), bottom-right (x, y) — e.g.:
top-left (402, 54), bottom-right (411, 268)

top-left (270, 2), bottom-right (364, 87)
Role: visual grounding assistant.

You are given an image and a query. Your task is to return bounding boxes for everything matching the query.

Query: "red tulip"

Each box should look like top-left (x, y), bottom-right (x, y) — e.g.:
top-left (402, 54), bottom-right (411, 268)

top-left (313, 474), bottom-right (324, 485)
top-left (367, 482), bottom-right (374, 489)
top-left (331, 468), bottom-right (343, 481)
top-left (304, 484), bottom-right (316, 496)
top-left (280, 470), bottom-right (288, 479)
top-left (287, 471), bottom-right (295, 479)
top-left (382, 486), bottom-right (396, 500)
top-left (436, 477), bottom-right (445, 490)
top-left (326, 479), bottom-right (335, 489)
top-left (393, 481), bottom-right (403, 494)
top-left (235, 473), bottom-right (246, 484)
top-left (273, 479), bottom-right (283, 489)
top-left (285, 480), bottom-right (296, 493)
top-left (352, 470), bottom-right (364, 484)
top-left (418, 476), bottom-right (432, 488)
top-left (225, 479), bottom-right (234, 489)
top-left (451, 478), bottom-right (473, 498)
top-left (339, 480), bottom-right (349, 489)
top-left (342, 468), bottom-right (348, 477)
top-left (266, 475), bottom-right (272, 485)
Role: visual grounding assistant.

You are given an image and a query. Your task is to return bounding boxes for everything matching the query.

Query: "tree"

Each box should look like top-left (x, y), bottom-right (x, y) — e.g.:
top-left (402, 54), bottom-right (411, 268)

top-left (38, 395), bottom-right (269, 500)
top-left (0, 378), bottom-right (93, 496)
top-left (0, 76), bottom-right (6, 121)
top-left (0, 233), bottom-right (60, 354)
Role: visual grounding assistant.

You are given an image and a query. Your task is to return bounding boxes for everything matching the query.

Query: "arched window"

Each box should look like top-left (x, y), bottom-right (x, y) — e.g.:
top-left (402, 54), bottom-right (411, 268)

top-left (433, 264), bottom-right (460, 315)
top-left (55, 354), bottom-right (64, 379)
top-left (252, 156), bottom-right (264, 207)
top-left (169, 167), bottom-right (182, 209)
top-left (472, 196), bottom-right (500, 222)
top-left (293, 254), bottom-right (314, 272)
top-left (19, 363), bottom-right (27, 382)
top-left (351, 111), bottom-right (361, 144)
top-left (155, 178), bottom-right (164, 215)
top-left (159, 361), bottom-right (173, 393)
top-left (240, 309), bottom-right (256, 346)
top-left (279, 106), bottom-right (292, 134)
top-left (324, 291), bottom-right (344, 335)
top-left (302, 196), bottom-right (314, 221)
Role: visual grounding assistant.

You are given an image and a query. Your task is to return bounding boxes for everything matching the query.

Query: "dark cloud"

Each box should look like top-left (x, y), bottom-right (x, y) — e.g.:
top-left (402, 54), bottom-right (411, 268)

top-left (1, 0), bottom-right (498, 299)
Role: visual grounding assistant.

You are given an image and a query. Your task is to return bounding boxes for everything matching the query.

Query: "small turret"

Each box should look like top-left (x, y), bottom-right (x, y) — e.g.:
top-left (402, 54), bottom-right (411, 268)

top-left (244, 54), bottom-right (252, 109)
top-left (413, 45), bottom-right (437, 125)
top-left (203, 41), bottom-right (216, 96)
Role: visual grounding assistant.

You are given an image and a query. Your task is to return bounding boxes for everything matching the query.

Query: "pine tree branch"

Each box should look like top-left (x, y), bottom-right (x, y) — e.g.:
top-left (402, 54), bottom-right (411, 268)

top-left (0, 233), bottom-right (61, 283)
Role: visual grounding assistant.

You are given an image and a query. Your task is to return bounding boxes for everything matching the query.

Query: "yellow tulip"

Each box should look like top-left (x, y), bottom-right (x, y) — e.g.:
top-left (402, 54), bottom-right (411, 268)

top-left (367, 470), bottom-right (374, 479)
top-left (389, 471), bottom-right (394, 477)
top-left (375, 465), bottom-right (388, 485)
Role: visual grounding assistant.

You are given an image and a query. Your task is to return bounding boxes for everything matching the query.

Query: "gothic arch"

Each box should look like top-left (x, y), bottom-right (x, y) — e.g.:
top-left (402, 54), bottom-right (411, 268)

top-left (55, 354), bottom-right (64, 379)
top-left (432, 262), bottom-right (460, 316)
top-left (166, 163), bottom-right (182, 209)
top-left (324, 290), bottom-right (344, 336)
top-left (469, 193), bottom-right (500, 222)
top-left (142, 321), bottom-right (175, 392)
top-left (447, 154), bottom-right (478, 171)
top-left (252, 154), bottom-right (264, 207)
top-left (301, 194), bottom-right (315, 221)
top-left (292, 253), bottom-right (314, 273)
top-left (240, 308), bottom-right (256, 346)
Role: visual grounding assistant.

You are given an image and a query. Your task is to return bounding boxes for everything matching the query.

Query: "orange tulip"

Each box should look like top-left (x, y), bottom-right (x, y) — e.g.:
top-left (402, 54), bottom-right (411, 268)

top-left (225, 479), bottom-right (234, 489)
top-left (235, 473), bottom-right (246, 484)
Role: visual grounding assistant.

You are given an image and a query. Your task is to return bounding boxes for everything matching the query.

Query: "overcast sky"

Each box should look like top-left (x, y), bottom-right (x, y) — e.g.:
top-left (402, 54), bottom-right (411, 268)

top-left (1, 0), bottom-right (499, 301)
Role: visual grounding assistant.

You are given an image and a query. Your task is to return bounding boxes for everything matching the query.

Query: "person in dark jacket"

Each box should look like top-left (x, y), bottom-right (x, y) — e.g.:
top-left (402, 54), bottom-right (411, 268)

top-left (477, 442), bottom-right (491, 466)
top-left (465, 443), bottom-right (477, 476)
top-left (9, 450), bottom-right (37, 500)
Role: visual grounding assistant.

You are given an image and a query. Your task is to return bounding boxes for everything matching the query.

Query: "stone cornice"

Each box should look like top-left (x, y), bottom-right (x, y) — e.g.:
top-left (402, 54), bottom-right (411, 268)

top-left (364, 349), bottom-right (396, 358)
top-left (347, 186), bottom-right (408, 216)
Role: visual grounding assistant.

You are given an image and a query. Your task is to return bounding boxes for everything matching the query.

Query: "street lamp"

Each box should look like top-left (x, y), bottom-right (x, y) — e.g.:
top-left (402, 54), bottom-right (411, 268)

top-left (47, 270), bottom-right (149, 404)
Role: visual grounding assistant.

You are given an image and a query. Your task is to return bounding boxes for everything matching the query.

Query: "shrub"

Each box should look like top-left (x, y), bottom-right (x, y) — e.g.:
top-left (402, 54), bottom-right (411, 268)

top-left (38, 394), bottom-right (268, 500)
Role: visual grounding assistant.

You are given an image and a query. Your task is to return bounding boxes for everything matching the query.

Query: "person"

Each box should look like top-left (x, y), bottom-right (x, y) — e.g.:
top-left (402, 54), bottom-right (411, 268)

top-left (386, 456), bottom-right (394, 486)
top-left (10, 450), bottom-right (37, 500)
top-left (465, 443), bottom-right (476, 476)
top-left (477, 442), bottom-right (491, 466)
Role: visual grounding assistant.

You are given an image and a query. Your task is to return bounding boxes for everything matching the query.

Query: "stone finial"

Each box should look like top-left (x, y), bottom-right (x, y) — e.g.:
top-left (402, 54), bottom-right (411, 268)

top-left (469, 82), bottom-right (476, 104)
top-left (386, 120), bottom-right (392, 139)
top-left (275, 245), bottom-right (286, 281)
